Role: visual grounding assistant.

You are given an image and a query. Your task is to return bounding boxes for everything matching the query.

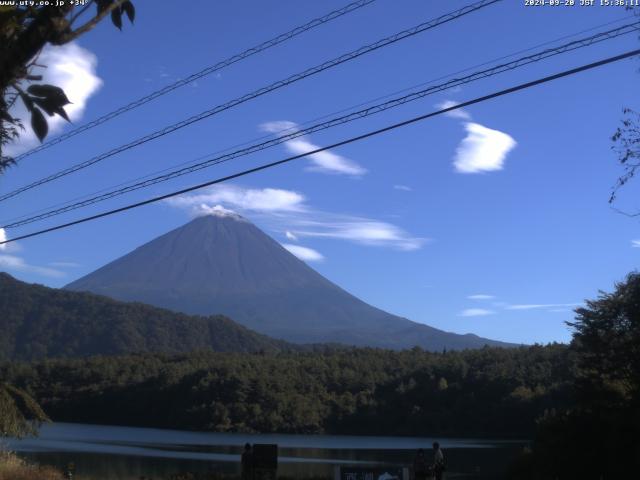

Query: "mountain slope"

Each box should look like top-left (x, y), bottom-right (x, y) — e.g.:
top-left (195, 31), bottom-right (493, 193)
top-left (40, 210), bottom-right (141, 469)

top-left (66, 213), bottom-right (513, 350)
top-left (0, 272), bottom-right (287, 360)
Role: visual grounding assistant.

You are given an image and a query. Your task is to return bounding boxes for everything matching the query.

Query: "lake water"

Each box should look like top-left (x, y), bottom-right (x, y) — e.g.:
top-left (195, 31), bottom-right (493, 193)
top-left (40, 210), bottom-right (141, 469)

top-left (6, 423), bottom-right (525, 479)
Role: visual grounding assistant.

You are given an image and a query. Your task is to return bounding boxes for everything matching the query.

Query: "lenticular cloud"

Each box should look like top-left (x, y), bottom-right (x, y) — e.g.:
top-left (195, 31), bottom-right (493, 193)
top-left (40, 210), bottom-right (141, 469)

top-left (453, 122), bottom-right (517, 174)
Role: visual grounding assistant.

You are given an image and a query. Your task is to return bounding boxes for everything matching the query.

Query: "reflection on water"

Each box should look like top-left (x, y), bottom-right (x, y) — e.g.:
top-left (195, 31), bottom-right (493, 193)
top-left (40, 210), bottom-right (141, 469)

top-left (7, 423), bottom-right (525, 479)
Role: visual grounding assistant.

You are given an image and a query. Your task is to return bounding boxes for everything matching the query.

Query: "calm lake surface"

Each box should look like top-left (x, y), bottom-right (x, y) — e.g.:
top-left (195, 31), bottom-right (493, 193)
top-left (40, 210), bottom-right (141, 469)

top-left (6, 423), bottom-right (525, 479)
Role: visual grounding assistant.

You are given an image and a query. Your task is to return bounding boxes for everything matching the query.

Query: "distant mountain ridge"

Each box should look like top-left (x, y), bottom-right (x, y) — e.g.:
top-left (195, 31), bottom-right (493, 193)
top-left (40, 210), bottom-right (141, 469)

top-left (65, 214), bottom-right (514, 351)
top-left (0, 272), bottom-right (287, 360)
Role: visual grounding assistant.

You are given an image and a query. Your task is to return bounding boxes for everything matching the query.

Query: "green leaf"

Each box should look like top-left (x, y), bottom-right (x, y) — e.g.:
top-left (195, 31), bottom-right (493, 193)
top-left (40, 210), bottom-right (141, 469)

top-left (27, 84), bottom-right (71, 106)
top-left (54, 106), bottom-right (71, 123)
top-left (33, 97), bottom-right (56, 116)
top-left (31, 108), bottom-right (48, 142)
top-left (111, 7), bottom-right (123, 30)
top-left (19, 92), bottom-right (34, 112)
top-left (122, 1), bottom-right (135, 24)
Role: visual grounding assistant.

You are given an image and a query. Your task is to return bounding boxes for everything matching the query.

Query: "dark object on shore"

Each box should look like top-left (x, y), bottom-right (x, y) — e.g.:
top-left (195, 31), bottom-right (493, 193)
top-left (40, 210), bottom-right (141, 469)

top-left (252, 444), bottom-right (278, 480)
top-left (432, 442), bottom-right (445, 480)
top-left (241, 443), bottom-right (253, 480)
top-left (65, 462), bottom-right (75, 479)
top-left (413, 448), bottom-right (429, 480)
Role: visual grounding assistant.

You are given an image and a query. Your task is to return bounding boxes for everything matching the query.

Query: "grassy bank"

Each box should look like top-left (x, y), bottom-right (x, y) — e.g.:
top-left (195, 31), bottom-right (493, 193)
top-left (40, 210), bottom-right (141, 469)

top-left (0, 451), bottom-right (64, 480)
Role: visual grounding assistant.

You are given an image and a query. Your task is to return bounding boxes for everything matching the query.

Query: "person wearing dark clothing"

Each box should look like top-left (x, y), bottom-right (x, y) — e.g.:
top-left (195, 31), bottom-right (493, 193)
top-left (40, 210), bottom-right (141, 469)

top-left (413, 448), bottom-right (429, 480)
top-left (432, 442), bottom-right (445, 480)
top-left (241, 443), bottom-right (254, 480)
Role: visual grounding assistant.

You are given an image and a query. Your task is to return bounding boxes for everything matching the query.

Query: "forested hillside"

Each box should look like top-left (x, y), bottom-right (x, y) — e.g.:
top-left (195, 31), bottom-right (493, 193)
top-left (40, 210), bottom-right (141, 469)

top-left (1, 344), bottom-right (573, 437)
top-left (0, 273), bottom-right (287, 360)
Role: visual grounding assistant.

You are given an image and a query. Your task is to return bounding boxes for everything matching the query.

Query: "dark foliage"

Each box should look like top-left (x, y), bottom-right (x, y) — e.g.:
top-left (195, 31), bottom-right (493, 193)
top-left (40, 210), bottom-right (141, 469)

top-left (511, 273), bottom-right (640, 479)
top-left (0, 382), bottom-right (49, 438)
top-left (0, 273), bottom-right (287, 360)
top-left (0, 344), bottom-right (574, 438)
top-left (0, 1), bottom-right (134, 163)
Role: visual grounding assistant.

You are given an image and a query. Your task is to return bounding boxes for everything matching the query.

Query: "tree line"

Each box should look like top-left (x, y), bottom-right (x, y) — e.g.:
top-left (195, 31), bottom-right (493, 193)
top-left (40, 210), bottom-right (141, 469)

top-left (0, 343), bottom-right (573, 438)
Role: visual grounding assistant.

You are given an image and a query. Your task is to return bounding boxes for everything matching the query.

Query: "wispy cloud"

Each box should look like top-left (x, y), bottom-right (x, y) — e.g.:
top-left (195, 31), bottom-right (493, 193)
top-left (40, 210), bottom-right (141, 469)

top-left (7, 43), bottom-right (102, 155)
top-left (453, 122), bottom-right (517, 174)
top-left (260, 121), bottom-right (367, 176)
top-left (291, 218), bottom-right (426, 251)
top-left (167, 185), bottom-right (427, 251)
top-left (0, 254), bottom-right (65, 278)
top-left (166, 185), bottom-right (306, 214)
top-left (436, 100), bottom-right (472, 120)
top-left (281, 244), bottom-right (324, 262)
top-left (461, 294), bottom-right (580, 316)
top-left (393, 184), bottom-right (412, 192)
top-left (505, 303), bottom-right (580, 311)
top-left (632, 240), bottom-right (640, 248)
top-left (0, 228), bottom-right (67, 278)
top-left (459, 308), bottom-right (495, 317)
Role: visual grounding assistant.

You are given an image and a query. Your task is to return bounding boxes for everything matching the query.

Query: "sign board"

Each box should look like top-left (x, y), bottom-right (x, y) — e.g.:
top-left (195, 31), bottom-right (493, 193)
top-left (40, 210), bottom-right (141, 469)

top-left (252, 443), bottom-right (278, 470)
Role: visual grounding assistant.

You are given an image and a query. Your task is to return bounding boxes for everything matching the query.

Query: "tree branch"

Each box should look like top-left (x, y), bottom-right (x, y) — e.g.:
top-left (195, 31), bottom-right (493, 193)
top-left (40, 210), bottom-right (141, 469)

top-left (68, 0), bottom-right (95, 27)
top-left (55, 0), bottom-right (127, 44)
top-left (0, 5), bottom-right (74, 91)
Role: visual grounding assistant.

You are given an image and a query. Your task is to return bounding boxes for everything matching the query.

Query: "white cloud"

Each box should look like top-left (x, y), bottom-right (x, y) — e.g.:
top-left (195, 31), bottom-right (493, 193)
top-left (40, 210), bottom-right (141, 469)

top-left (453, 122), bottom-right (517, 174)
top-left (292, 219), bottom-right (426, 251)
top-left (505, 303), bottom-right (580, 311)
top-left (166, 185), bottom-right (306, 214)
top-left (261, 121), bottom-right (367, 176)
top-left (436, 100), bottom-right (472, 120)
top-left (468, 294), bottom-right (495, 300)
top-left (281, 244), bottom-right (324, 262)
top-left (0, 254), bottom-right (65, 278)
top-left (6, 42), bottom-right (103, 155)
top-left (393, 185), bottom-right (412, 191)
top-left (631, 240), bottom-right (640, 248)
top-left (459, 308), bottom-right (495, 317)
top-left (168, 185), bottom-right (427, 252)
top-left (0, 228), bottom-right (70, 277)
top-left (192, 204), bottom-right (245, 219)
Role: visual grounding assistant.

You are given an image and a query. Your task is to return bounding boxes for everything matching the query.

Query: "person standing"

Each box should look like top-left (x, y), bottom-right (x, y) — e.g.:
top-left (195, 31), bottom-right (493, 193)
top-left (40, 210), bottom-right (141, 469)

top-left (241, 443), bottom-right (254, 480)
top-left (432, 442), bottom-right (445, 480)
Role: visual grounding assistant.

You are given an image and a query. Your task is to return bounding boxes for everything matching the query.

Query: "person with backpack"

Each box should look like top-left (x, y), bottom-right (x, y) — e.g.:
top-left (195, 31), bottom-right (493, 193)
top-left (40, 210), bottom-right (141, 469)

top-left (432, 442), bottom-right (445, 480)
top-left (241, 443), bottom-right (254, 480)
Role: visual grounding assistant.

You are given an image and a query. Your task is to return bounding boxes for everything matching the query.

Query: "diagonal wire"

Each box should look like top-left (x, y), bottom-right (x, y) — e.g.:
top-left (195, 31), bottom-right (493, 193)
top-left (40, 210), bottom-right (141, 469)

top-left (2, 20), bottom-right (638, 230)
top-left (0, 0), bottom-right (502, 204)
top-left (2, 47), bottom-right (639, 246)
top-left (5, 14), bottom-right (633, 227)
top-left (12, 0), bottom-right (378, 163)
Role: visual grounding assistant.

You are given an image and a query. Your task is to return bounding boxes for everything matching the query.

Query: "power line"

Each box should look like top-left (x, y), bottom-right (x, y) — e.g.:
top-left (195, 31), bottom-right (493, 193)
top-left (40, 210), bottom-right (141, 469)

top-left (12, 0), bottom-right (377, 163)
top-left (2, 47), bottom-right (638, 246)
top-left (0, 0), bottom-right (502, 204)
top-left (4, 15), bottom-right (630, 228)
top-left (3, 20), bottom-right (638, 230)
top-left (8, 12), bottom-right (628, 227)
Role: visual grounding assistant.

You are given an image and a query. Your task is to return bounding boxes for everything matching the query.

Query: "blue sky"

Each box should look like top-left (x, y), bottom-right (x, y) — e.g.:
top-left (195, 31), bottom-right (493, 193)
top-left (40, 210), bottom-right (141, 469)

top-left (1, 0), bottom-right (639, 344)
